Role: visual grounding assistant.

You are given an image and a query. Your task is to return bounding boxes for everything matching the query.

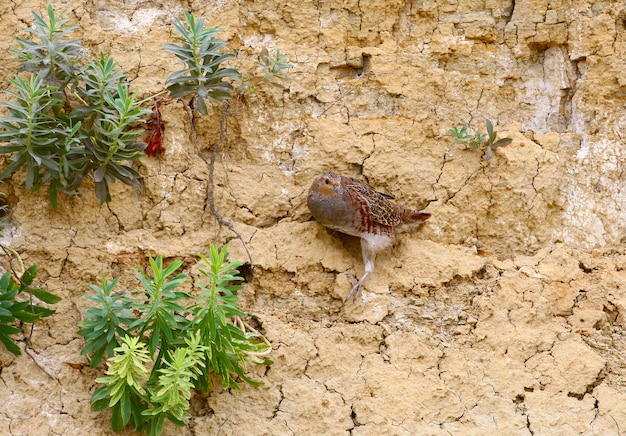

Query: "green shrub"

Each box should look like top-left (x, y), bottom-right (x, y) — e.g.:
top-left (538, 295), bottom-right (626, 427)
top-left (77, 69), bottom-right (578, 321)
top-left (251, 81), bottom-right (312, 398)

top-left (162, 12), bottom-right (240, 115)
top-left (78, 244), bottom-right (272, 435)
top-left (449, 119), bottom-right (512, 160)
top-left (163, 11), bottom-right (293, 109)
top-left (0, 5), bottom-right (149, 208)
top-left (0, 265), bottom-right (60, 355)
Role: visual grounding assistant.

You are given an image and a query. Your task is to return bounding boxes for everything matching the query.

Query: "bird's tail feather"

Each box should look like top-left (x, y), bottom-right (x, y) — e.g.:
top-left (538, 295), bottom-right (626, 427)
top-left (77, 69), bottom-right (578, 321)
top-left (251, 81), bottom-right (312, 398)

top-left (408, 211), bottom-right (431, 222)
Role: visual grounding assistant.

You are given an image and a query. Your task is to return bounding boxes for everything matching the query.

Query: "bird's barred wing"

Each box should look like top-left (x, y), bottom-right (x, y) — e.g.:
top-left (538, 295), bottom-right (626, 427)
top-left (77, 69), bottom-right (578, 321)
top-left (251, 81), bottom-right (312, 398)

top-left (347, 183), bottom-right (402, 227)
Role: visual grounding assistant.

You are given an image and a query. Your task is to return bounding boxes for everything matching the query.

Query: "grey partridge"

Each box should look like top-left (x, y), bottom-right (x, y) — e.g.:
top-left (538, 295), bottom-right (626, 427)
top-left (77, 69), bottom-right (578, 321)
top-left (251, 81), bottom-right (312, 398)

top-left (307, 172), bottom-right (431, 302)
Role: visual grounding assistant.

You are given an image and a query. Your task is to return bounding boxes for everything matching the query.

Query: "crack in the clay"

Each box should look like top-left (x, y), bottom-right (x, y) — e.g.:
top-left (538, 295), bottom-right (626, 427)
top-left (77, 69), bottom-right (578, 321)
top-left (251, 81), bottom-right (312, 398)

top-left (57, 229), bottom-right (77, 280)
top-left (443, 166), bottom-right (483, 205)
top-left (568, 367), bottom-right (607, 400)
top-left (504, 0), bottom-right (515, 24)
top-left (347, 404), bottom-right (360, 433)
top-left (271, 383), bottom-right (285, 418)
top-left (106, 203), bottom-right (122, 232)
top-left (526, 413), bottom-right (535, 435)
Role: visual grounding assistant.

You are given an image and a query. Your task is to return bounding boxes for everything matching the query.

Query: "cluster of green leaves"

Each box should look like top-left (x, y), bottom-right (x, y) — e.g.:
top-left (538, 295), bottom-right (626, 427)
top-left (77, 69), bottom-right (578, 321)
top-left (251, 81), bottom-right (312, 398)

top-left (235, 48), bottom-right (293, 96)
top-left (257, 48), bottom-right (293, 83)
top-left (163, 12), bottom-right (240, 115)
top-left (163, 11), bottom-right (292, 110)
top-left (0, 265), bottom-right (60, 355)
top-left (449, 119), bottom-right (512, 160)
top-left (0, 5), bottom-right (149, 207)
top-left (78, 244), bottom-right (272, 435)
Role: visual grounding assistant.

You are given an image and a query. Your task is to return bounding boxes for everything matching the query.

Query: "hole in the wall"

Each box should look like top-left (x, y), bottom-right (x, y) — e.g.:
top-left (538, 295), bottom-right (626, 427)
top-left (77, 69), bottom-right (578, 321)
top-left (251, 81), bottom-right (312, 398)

top-left (329, 54), bottom-right (371, 78)
top-left (239, 263), bottom-right (254, 282)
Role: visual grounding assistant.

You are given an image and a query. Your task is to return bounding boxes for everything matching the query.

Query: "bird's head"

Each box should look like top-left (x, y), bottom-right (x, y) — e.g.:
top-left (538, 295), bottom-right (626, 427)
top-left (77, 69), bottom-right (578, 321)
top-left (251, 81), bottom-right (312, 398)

top-left (314, 172), bottom-right (341, 197)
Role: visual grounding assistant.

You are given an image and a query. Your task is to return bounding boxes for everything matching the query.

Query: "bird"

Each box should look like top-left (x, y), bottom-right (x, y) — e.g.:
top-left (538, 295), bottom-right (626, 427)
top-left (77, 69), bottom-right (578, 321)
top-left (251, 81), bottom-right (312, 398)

top-left (307, 172), bottom-right (431, 302)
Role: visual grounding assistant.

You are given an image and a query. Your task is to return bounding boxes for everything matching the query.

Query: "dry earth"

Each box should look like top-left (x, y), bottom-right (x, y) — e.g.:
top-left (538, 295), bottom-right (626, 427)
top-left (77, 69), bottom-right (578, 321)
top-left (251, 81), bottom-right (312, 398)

top-left (1, 0), bottom-right (626, 434)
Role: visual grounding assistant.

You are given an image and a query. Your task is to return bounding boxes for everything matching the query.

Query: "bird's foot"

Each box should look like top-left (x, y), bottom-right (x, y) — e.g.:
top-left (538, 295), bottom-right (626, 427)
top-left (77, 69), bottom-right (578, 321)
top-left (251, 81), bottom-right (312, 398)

top-left (344, 273), bottom-right (364, 303)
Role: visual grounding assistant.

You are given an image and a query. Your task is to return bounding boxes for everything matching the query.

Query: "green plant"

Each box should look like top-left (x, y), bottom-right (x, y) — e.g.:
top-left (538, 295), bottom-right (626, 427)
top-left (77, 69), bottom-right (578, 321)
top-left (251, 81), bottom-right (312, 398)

top-left (0, 265), bottom-right (60, 355)
top-left (0, 5), bottom-right (149, 208)
top-left (162, 12), bottom-right (293, 105)
top-left (79, 244), bottom-right (272, 435)
top-left (449, 119), bottom-right (512, 160)
top-left (92, 335), bottom-right (150, 431)
top-left (162, 12), bottom-right (240, 115)
top-left (0, 73), bottom-right (72, 196)
top-left (129, 255), bottom-right (188, 363)
top-left (0, 192), bottom-right (60, 356)
top-left (10, 3), bottom-right (82, 89)
top-left (77, 276), bottom-right (133, 367)
top-left (235, 48), bottom-right (293, 95)
top-left (192, 248), bottom-right (269, 390)
top-left (257, 48), bottom-right (293, 83)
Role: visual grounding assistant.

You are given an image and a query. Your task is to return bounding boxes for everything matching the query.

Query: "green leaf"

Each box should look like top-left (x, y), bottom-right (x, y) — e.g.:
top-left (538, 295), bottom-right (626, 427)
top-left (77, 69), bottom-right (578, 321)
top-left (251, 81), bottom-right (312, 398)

top-left (90, 399), bottom-right (111, 414)
top-left (48, 182), bottom-right (59, 210)
top-left (94, 166), bottom-right (106, 182)
top-left (111, 402), bottom-right (125, 432)
top-left (29, 306), bottom-right (55, 318)
top-left (195, 95), bottom-right (208, 115)
top-left (94, 179), bottom-right (110, 203)
top-left (0, 264), bottom-right (57, 355)
top-left (492, 137), bottom-right (512, 148)
top-left (120, 393), bottom-right (131, 425)
top-left (486, 119), bottom-right (495, 143)
top-left (30, 288), bottom-right (62, 304)
top-left (69, 105), bottom-right (95, 118)
top-left (19, 265), bottom-right (38, 286)
top-left (93, 384), bottom-right (114, 402)
top-left (0, 329), bottom-right (22, 355)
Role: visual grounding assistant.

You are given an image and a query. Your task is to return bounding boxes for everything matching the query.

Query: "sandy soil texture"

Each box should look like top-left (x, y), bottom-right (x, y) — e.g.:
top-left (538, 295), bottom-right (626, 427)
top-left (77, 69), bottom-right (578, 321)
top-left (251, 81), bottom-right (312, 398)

top-left (1, 0), bottom-right (626, 434)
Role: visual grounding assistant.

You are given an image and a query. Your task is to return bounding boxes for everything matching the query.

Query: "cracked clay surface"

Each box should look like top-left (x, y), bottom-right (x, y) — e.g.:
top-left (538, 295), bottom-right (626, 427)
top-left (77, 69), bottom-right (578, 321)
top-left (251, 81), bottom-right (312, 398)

top-left (1, 0), bottom-right (626, 434)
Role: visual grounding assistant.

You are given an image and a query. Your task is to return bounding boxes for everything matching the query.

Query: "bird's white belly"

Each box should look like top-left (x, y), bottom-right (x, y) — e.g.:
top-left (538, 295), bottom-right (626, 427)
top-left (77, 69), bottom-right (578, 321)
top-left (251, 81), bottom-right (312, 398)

top-left (360, 233), bottom-right (393, 251)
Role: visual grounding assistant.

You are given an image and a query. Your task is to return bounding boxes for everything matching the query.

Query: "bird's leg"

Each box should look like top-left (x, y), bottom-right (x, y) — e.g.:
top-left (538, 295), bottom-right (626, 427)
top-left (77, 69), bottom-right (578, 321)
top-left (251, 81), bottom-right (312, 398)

top-left (344, 239), bottom-right (377, 302)
top-left (344, 270), bottom-right (371, 302)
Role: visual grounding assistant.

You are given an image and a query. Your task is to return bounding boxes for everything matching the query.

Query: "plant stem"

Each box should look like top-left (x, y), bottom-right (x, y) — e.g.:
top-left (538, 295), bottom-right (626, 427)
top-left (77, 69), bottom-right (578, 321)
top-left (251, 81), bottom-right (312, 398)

top-left (137, 90), bottom-right (169, 106)
top-left (186, 103), bottom-right (253, 266)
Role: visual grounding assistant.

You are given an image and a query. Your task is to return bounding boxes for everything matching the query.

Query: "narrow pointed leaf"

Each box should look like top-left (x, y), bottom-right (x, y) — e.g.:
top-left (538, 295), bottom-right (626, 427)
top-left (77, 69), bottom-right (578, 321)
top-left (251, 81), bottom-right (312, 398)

top-left (492, 137), bottom-right (512, 148)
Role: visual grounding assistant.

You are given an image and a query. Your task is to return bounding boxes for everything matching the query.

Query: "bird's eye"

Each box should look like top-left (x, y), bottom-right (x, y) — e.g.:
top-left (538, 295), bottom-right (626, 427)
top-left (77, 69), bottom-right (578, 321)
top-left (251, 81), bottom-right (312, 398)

top-left (324, 178), bottom-right (330, 184)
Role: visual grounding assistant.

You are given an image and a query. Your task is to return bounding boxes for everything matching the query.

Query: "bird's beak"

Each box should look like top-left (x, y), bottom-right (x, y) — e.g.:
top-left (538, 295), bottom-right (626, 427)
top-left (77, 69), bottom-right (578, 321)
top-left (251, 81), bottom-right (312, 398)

top-left (333, 183), bottom-right (340, 194)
